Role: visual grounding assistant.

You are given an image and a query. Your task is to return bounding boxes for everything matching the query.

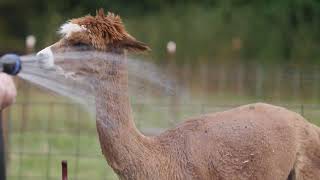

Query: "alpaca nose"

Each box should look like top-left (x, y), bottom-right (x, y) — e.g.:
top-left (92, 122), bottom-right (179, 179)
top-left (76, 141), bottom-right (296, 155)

top-left (37, 46), bottom-right (54, 68)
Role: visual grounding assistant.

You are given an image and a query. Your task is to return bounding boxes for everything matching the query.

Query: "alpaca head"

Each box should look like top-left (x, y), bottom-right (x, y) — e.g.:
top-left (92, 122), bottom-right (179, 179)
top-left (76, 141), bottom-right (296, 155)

top-left (36, 9), bottom-right (149, 82)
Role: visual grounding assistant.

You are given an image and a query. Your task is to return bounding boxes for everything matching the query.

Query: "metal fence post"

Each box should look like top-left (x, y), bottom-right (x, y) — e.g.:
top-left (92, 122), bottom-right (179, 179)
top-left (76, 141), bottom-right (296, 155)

top-left (301, 104), bottom-right (304, 117)
top-left (0, 111), bottom-right (6, 180)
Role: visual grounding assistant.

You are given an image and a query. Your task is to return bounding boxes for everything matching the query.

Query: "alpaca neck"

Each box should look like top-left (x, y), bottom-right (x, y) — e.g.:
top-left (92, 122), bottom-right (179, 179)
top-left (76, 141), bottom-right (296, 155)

top-left (95, 55), bottom-right (153, 173)
top-left (95, 56), bottom-right (136, 132)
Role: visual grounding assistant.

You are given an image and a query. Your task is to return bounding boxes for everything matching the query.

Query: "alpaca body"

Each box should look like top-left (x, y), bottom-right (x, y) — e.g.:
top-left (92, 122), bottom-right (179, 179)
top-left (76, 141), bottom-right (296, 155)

top-left (36, 9), bottom-right (320, 180)
top-left (155, 103), bottom-right (320, 180)
top-left (98, 100), bottom-right (320, 180)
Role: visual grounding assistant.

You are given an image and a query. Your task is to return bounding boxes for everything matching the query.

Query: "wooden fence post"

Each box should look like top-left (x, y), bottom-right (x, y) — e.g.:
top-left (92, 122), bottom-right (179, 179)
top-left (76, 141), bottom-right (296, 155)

top-left (62, 160), bottom-right (68, 180)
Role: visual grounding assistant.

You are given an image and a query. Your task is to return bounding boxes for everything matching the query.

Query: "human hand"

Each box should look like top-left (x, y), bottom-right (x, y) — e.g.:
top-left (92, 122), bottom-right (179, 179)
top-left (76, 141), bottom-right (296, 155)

top-left (0, 73), bottom-right (16, 109)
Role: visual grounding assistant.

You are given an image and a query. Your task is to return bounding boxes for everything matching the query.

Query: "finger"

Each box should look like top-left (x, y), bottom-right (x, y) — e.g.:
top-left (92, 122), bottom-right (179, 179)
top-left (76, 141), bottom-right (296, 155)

top-left (0, 73), bottom-right (17, 109)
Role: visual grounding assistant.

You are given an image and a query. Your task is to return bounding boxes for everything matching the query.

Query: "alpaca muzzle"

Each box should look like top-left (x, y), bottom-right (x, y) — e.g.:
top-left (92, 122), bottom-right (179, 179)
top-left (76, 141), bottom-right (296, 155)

top-left (36, 46), bottom-right (55, 68)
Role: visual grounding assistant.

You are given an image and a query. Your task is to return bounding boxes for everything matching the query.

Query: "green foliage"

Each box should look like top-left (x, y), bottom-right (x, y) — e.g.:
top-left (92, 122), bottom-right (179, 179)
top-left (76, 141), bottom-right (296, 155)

top-left (0, 0), bottom-right (320, 64)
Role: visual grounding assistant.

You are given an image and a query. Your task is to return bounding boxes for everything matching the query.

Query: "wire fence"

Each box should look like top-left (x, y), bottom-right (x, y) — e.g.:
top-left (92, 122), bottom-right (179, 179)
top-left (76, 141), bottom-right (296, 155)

top-left (3, 62), bottom-right (320, 180)
top-left (4, 101), bottom-right (320, 180)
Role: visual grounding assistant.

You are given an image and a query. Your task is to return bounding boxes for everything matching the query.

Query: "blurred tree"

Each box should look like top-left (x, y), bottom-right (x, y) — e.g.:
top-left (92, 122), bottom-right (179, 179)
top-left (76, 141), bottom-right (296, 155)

top-left (0, 0), bottom-right (320, 64)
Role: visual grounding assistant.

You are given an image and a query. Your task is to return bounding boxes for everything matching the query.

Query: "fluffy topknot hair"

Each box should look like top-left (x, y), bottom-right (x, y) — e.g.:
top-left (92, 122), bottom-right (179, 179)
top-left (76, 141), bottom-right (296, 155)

top-left (62, 8), bottom-right (150, 52)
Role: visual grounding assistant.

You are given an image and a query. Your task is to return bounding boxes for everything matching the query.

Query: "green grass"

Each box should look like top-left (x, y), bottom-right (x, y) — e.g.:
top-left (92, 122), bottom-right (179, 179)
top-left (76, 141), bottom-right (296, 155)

top-left (5, 82), bottom-right (320, 180)
top-left (6, 84), bottom-right (118, 179)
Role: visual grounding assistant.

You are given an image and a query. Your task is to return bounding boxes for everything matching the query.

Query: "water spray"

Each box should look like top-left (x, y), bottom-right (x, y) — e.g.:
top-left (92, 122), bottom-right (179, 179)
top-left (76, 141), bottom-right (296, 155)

top-left (0, 53), bottom-right (54, 76)
top-left (0, 51), bottom-right (178, 111)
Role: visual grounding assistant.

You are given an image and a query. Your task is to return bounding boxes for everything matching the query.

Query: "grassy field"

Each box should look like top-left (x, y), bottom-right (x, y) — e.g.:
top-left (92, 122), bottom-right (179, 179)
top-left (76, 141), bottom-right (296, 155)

top-left (4, 79), bottom-right (320, 180)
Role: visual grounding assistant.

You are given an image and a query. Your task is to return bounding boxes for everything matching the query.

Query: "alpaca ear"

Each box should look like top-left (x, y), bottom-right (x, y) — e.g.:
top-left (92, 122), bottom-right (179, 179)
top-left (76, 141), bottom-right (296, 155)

top-left (116, 38), bottom-right (151, 53)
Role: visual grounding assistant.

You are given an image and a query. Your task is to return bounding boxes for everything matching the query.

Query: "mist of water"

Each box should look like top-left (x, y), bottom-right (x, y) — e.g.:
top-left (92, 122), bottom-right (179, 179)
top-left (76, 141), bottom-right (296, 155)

top-left (18, 51), bottom-right (179, 113)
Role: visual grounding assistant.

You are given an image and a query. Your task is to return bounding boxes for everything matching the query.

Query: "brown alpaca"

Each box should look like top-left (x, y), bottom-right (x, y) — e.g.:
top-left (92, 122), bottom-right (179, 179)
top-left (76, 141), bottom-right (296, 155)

top-left (36, 9), bottom-right (320, 179)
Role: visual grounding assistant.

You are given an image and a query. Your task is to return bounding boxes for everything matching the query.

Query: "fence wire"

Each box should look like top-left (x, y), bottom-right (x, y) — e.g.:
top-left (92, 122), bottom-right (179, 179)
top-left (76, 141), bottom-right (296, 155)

top-left (5, 101), bottom-right (320, 180)
top-left (3, 63), bottom-right (320, 180)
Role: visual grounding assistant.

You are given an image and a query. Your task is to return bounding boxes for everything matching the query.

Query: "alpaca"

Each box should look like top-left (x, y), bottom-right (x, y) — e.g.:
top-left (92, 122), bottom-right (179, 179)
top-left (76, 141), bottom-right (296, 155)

top-left (36, 9), bottom-right (320, 179)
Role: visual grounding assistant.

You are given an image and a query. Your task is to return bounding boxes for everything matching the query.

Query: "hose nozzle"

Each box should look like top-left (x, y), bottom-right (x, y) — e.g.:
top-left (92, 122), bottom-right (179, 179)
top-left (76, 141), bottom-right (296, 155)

top-left (0, 54), bottom-right (21, 75)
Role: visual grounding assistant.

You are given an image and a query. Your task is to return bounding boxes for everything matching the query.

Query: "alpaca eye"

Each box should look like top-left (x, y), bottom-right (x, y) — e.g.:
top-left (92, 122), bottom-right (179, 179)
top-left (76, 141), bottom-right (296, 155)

top-left (72, 42), bottom-right (91, 50)
top-left (73, 42), bottom-right (88, 47)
